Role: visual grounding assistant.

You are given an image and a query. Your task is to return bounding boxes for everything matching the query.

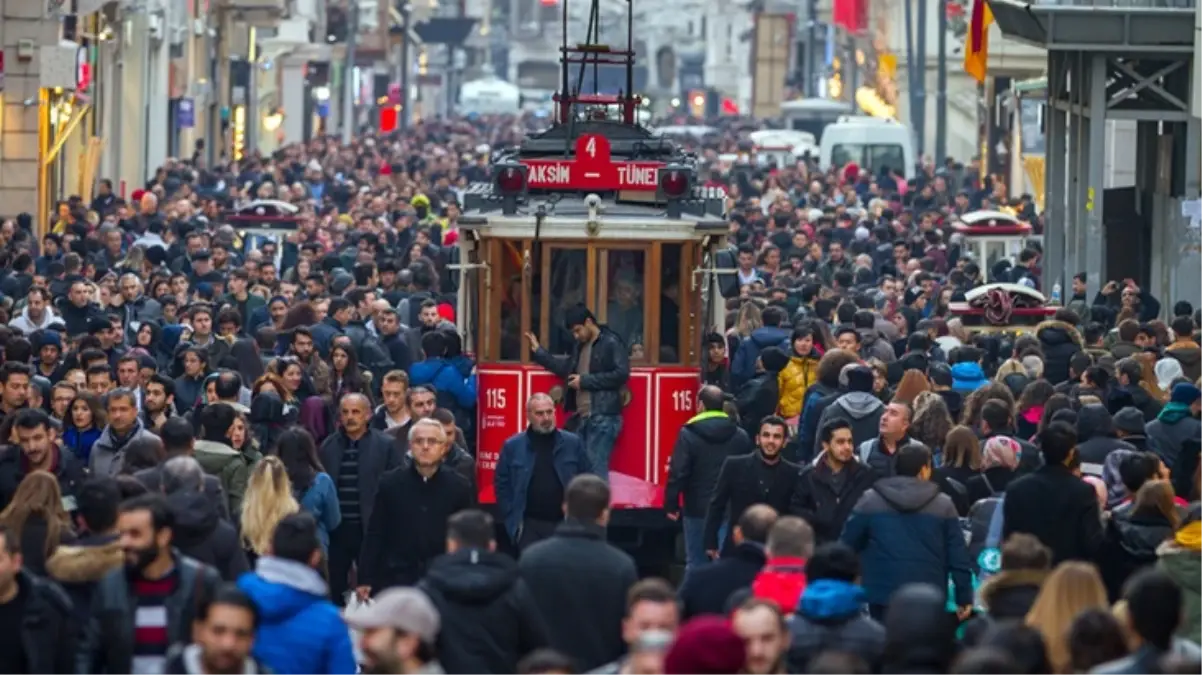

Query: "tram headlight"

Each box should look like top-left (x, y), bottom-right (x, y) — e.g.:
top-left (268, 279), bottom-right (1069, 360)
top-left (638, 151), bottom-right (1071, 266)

top-left (658, 165), bottom-right (693, 200)
top-left (493, 162), bottom-right (527, 216)
top-left (494, 163), bottom-right (528, 196)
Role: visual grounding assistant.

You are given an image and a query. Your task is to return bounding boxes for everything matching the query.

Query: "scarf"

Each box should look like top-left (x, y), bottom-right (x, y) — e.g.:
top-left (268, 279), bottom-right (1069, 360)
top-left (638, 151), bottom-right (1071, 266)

top-left (1175, 521), bottom-right (1201, 551)
top-left (1158, 402), bottom-right (1193, 425)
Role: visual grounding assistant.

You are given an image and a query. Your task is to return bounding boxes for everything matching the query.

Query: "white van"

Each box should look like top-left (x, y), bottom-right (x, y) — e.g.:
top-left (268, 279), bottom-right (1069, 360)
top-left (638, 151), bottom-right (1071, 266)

top-left (818, 116), bottom-right (916, 180)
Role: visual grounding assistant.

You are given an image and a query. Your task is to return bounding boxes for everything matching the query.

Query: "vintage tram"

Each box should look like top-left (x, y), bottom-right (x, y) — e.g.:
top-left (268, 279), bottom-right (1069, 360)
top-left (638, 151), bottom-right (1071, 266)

top-left (454, 0), bottom-right (728, 560)
top-left (952, 210), bottom-right (1040, 283)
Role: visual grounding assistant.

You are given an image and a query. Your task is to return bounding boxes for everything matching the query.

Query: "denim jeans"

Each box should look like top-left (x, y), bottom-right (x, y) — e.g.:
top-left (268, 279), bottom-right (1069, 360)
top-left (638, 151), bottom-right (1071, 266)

top-left (682, 517), bottom-right (730, 569)
top-left (579, 414), bottom-right (622, 477)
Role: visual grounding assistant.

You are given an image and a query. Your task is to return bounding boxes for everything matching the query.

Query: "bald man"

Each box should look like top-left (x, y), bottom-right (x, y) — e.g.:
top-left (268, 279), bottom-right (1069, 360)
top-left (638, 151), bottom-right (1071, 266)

top-left (678, 504), bottom-right (780, 619)
top-left (318, 392), bottom-right (405, 603)
top-left (495, 393), bottom-right (593, 550)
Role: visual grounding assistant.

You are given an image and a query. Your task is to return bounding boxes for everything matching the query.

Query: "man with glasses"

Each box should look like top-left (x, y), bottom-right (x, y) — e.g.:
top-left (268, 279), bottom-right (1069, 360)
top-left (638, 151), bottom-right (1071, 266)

top-left (358, 418), bottom-right (473, 596)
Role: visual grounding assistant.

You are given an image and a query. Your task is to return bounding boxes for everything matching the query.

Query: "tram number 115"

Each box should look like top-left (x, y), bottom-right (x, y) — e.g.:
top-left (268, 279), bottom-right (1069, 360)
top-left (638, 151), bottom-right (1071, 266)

top-left (671, 390), bottom-right (693, 413)
top-left (486, 389), bottom-right (507, 408)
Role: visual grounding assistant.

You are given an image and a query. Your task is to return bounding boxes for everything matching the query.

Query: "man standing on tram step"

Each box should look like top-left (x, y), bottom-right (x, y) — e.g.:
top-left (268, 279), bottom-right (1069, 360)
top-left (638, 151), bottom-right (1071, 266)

top-left (495, 394), bottom-right (593, 550)
top-left (526, 304), bottom-right (630, 478)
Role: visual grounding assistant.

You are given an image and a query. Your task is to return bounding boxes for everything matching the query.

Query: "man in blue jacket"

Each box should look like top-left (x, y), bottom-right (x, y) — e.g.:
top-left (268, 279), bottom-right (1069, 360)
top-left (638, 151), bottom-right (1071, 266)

top-left (238, 512), bottom-right (357, 674)
top-left (840, 442), bottom-right (973, 621)
top-left (495, 393), bottom-right (593, 550)
top-left (731, 305), bottom-right (791, 388)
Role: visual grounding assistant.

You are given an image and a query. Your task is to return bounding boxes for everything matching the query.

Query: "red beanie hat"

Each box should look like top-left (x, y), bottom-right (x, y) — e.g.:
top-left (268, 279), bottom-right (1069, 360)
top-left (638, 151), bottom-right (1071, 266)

top-left (131, 189), bottom-right (146, 203)
top-left (379, 163), bottom-right (392, 176)
top-left (663, 617), bottom-right (746, 674)
top-left (437, 303), bottom-right (455, 323)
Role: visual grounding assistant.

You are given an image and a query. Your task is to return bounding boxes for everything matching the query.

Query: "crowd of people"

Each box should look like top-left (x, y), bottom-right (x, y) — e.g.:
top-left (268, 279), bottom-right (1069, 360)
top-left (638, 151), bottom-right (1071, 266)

top-left (0, 113), bottom-right (1196, 675)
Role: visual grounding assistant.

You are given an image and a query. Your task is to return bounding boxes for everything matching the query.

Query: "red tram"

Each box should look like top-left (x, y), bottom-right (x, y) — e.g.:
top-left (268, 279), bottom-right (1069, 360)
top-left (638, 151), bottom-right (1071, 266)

top-left (454, 0), bottom-right (728, 560)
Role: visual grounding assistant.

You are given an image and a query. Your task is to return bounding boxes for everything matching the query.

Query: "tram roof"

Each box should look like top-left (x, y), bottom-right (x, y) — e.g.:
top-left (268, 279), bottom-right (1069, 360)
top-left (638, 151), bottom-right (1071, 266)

top-left (460, 190), bottom-right (727, 241)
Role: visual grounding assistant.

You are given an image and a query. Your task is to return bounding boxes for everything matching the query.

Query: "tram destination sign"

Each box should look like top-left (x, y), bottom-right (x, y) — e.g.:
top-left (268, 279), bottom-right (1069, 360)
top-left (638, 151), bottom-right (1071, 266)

top-left (520, 134), bottom-right (664, 191)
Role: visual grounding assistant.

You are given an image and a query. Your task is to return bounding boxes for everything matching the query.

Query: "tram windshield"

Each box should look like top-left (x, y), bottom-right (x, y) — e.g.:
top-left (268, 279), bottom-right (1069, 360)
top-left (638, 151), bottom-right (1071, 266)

top-left (475, 239), bottom-right (701, 367)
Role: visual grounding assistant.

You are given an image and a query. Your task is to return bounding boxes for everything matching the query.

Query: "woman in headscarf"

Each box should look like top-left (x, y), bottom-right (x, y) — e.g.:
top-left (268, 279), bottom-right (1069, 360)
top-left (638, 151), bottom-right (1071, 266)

top-left (1156, 358), bottom-right (1187, 393)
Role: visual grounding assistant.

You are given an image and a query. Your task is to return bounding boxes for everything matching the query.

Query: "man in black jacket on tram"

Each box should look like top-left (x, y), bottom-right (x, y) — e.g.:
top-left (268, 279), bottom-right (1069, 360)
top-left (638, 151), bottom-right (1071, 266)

top-left (527, 304), bottom-right (630, 478)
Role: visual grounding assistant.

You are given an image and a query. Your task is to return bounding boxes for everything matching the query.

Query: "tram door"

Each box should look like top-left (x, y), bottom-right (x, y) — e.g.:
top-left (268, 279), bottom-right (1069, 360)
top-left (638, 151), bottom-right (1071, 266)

top-left (473, 237), bottom-right (705, 496)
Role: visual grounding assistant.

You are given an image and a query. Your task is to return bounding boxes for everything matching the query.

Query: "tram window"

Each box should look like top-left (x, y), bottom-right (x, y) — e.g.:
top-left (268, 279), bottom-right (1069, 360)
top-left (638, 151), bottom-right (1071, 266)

top-left (598, 250), bottom-right (646, 359)
top-left (545, 248), bottom-right (588, 356)
top-left (985, 242), bottom-right (1008, 277)
top-left (659, 244), bottom-right (683, 364)
top-left (499, 276), bottom-right (524, 361)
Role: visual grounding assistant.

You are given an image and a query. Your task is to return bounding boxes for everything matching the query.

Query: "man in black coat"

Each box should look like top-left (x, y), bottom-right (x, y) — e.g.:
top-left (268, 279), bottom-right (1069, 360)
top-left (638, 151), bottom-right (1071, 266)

top-left (419, 509), bottom-right (549, 674)
top-left (1003, 421), bottom-right (1104, 565)
top-left (665, 385), bottom-right (755, 570)
top-left (790, 418), bottom-right (878, 543)
top-left (133, 417), bottom-right (230, 520)
top-left (520, 474), bottom-right (638, 672)
top-left (360, 418), bottom-right (475, 593)
top-left (678, 503), bottom-right (778, 619)
top-left (45, 477), bottom-right (125, 639)
top-left (0, 408), bottom-right (87, 511)
top-left (703, 415), bottom-right (799, 556)
top-left (0, 526), bottom-right (76, 674)
top-left (528, 305), bottom-right (630, 476)
top-left (319, 393), bottom-right (405, 602)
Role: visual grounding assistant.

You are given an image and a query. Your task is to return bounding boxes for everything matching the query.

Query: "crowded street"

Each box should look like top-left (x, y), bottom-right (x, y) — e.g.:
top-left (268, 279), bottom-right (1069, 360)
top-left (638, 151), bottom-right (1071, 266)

top-left (0, 0), bottom-right (1199, 670)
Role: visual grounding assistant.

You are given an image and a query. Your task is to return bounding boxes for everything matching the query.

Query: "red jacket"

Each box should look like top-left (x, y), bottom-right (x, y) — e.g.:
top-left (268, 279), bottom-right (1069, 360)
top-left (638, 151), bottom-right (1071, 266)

top-left (751, 556), bottom-right (808, 614)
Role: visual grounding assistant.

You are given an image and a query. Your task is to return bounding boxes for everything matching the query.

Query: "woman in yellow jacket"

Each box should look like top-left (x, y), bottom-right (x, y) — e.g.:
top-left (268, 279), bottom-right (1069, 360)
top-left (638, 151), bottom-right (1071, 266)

top-left (778, 325), bottom-right (824, 424)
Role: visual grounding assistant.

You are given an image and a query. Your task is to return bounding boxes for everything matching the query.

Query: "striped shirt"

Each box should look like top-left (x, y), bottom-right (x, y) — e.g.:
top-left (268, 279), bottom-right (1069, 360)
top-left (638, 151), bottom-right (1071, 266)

top-left (131, 571), bottom-right (179, 674)
top-left (337, 441), bottom-right (362, 524)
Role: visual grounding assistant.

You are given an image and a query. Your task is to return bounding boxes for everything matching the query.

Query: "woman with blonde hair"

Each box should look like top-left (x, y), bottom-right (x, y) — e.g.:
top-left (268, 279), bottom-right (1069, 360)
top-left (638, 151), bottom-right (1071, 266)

top-left (0, 471), bottom-right (75, 575)
top-left (240, 456), bottom-right (300, 561)
top-left (1026, 561), bottom-right (1110, 672)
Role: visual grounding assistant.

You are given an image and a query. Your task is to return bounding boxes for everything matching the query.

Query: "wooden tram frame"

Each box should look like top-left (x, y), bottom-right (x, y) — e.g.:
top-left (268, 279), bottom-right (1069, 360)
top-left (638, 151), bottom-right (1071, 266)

top-left (467, 238), bottom-right (708, 369)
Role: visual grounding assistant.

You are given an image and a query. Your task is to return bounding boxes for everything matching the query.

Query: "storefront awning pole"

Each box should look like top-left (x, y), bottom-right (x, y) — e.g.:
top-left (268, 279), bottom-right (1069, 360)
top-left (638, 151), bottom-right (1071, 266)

top-left (43, 103), bottom-right (93, 167)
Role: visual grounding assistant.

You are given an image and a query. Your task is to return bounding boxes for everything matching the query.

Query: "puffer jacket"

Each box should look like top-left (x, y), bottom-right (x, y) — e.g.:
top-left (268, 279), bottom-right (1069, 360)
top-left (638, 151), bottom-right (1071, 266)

top-left (731, 326), bottom-right (791, 388)
top-left (1164, 340), bottom-right (1202, 382)
top-left (1035, 320), bottom-right (1084, 385)
top-left (194, 439), bottom-right (254, 518)
top-left (1076, 404), bottom-right (1136, 474)
top-left (166, 490), bottom-right (250, 581)
top-left (532, 326), bottom-right (629, 417)
top-left (786, 580), bottom-right (886, 673)
top-left (950, 362), bottom-right (989, 394)
top-left (961, 569), bottom-right (1047, 645)
top-left (1099, 509), bottom-right (1176, 601)
top-left (419, 549), bottom-right (550, 674)
top-left (1157, 540), bottom-right (1201, 642)
top-left (238, 556), bottom-right (358, 674)
top-left (777, 351), bottom-right (821, 418)
top-left (1146, 408), bottom-right (1202, 470)
top-left (88, 422), bottom-right (159, 477)
top-left (840, 476), bottom-right (973, 607)
top-left (859, 330), bottom-right (897, 364)
top-left (816, 392), bottom-right (885, 448)
top-left (664, 411), bottom-right (754, 517)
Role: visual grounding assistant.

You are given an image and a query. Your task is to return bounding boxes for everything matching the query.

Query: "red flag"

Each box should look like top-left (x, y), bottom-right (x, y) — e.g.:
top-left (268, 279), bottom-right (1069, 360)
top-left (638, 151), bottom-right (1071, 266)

top-left (964, 0), bottom-right (994, 83)
top-left (833, 0), bottom-right (868, 33)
